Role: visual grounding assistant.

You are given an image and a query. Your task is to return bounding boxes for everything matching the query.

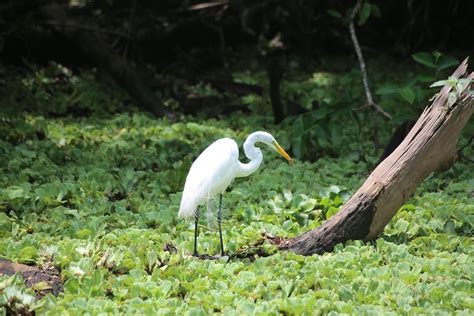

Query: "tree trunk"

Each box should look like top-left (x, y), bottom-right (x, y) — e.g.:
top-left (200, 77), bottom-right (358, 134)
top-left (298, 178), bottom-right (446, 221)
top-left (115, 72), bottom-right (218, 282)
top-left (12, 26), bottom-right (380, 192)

top-left (266, 53), bottom-right (286, 124)
top-left (280, 58), bottom-right (473, 256)
top-left (40, 3), bottom-right (174, 119)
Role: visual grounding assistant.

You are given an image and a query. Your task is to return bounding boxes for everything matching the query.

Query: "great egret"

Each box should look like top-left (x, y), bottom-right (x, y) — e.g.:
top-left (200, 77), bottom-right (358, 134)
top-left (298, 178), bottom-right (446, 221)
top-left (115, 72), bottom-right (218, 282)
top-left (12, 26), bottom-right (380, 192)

top-left (178, 131), bottom-right (292, 257)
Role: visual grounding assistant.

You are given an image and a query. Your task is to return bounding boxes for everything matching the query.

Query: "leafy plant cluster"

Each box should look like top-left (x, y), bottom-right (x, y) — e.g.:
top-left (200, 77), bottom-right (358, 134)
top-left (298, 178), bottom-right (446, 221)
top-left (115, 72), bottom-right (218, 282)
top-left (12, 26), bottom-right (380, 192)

top-left (0, 63), bottom-right (127, 116)
top-left (279, 51), bottom-right (461, 160)
top-left (0, 57), bottom-right (473, 314)
top-left (375, 51), bottom-right (460, 121)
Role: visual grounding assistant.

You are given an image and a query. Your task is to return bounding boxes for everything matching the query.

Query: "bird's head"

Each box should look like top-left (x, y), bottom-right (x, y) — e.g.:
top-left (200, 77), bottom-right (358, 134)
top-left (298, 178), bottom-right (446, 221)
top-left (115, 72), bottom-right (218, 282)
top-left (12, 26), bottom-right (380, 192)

top-left (254, 131), bottom-right (292, 162)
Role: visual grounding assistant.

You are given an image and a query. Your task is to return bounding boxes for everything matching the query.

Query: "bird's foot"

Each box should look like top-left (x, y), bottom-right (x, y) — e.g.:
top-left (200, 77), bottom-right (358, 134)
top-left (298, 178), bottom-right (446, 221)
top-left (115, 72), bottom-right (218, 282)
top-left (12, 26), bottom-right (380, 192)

top-left (192, 253), bottom-right (224, 260)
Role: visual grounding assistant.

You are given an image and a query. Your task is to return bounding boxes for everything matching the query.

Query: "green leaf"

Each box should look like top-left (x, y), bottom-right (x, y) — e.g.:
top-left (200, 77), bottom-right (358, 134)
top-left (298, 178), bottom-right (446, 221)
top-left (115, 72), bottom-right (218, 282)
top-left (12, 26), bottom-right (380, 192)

top-left (312, 107), bottom-right (333, 120)
top-left (438, 56), bottom-right (459, 71)
top-left (32, 282), bottom-right (52, 291)
top-left (417, 75), bottom-right (435, 83)
top-left (447, 92), bottom-right (457, 107)
top-left (453, 279), bottom-right (470, 291)
top-left (291, 212), bottom-right (308, 226)
top-left (455, 78), bottom-right (472, 94)
top-left (370, 4), bottom-right (381, 18)
top-left (18, 246), bottom-right (38, 264)
top-left (0, 212), bottom-right (12, 232)
top-left (292, 116), bottom-right (306, 159)
top-left (398, 87), bottom-right (416, 104)
top-left (394, 219), bottom-right (409, 232)
top-left (401, 204), bottom-right (417, 212)
top-left (329, 122), bottom-right (342, 148)
top-left (326, 206), bottom-right (339, 219)
top-left (292, 136), bottom-right (303, 160)
top-left (412, 52), bottom-right (436, 68)
top-left (358, 2), bottom-right (372, 26)
top-left (376, 84), bottom-right (399, 95)
top-left (313, 124), bottom-right (330, 149)
top-left (443, 220), bottom-right (456, 234)
top-left (327, 9), bottom-right (342, 19)
top-left (430, 80), bottom-right (448, 88)
top-left (75, 229), bottom-right (92, 239)
top-left (329, 185), bottom-right (341, 194)
top-left (3, 186), bottom-right (26, 200)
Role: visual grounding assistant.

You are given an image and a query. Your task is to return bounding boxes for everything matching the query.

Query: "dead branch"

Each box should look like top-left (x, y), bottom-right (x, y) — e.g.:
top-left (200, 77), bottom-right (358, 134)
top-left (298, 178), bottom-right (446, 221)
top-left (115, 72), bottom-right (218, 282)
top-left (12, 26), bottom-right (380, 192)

top-left (349, 0), bottom-right (392, 120)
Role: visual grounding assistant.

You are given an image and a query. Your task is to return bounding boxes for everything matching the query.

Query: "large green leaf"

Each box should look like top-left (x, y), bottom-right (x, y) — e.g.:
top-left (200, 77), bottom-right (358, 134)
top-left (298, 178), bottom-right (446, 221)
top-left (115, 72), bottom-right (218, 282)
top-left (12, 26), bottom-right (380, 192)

top-left (3, 186), bottom-right (26, 200)
top-left (291, 116), bottom-right (306, 159)
top-left (327, 9), bottom-right (342, 19)
top-left (370, 4), bottom-right (381, 18)
top-left (358, 2), bottom-right (372, 26)
top-left (398, 87), bottom-right (416, 104)
top-left (412, 52), bottom-right (436, 68)
top-left (375, 84), bottom-right (399, 95)
top-left (438, 56), bottom-right (459, 71)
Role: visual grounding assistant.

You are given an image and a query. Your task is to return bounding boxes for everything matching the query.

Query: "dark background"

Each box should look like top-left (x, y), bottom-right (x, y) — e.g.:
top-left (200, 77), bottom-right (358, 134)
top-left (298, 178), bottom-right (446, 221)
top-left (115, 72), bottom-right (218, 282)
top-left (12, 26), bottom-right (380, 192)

top-left (0, 0), bottom-right (472, 127)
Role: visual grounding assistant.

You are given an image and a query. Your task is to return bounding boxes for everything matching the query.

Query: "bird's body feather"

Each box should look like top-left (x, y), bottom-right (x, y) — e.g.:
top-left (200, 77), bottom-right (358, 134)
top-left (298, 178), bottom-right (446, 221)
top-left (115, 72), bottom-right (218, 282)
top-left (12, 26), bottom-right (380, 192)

top-left (178, 138), bottom-right (239, 219)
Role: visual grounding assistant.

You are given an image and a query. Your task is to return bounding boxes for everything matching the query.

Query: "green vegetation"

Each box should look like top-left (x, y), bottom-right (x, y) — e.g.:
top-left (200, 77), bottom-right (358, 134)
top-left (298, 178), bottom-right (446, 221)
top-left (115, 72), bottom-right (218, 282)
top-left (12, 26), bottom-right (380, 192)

top-left (0, 56), bottom-right (472, 315)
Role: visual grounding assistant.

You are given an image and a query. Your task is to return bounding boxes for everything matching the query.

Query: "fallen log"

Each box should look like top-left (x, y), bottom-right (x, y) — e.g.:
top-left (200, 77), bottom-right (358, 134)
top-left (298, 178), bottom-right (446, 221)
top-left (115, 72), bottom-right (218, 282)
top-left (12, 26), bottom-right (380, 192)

top-left (280, 58), bottom-right (473, 255)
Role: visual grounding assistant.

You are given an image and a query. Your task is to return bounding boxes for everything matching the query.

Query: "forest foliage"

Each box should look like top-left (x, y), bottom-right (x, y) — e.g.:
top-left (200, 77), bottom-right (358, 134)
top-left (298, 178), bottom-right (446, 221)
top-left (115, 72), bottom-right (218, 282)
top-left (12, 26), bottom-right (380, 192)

top-left (0, 0), bottom-right (473, 314)
top-left (1, 55), bottom-right (472, 314)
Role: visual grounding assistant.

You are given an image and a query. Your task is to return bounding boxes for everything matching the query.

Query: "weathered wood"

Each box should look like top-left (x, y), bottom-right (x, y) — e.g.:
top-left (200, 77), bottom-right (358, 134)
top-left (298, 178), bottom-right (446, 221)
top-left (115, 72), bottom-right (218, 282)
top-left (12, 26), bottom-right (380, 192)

top-left (280, 59), bottom-right (473, 255)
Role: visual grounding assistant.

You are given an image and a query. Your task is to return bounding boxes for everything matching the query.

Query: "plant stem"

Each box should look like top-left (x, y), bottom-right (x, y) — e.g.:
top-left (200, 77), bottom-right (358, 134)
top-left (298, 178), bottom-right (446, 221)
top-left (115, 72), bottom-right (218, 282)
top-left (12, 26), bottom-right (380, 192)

top-left (349, 0), bottom-right (392, 120)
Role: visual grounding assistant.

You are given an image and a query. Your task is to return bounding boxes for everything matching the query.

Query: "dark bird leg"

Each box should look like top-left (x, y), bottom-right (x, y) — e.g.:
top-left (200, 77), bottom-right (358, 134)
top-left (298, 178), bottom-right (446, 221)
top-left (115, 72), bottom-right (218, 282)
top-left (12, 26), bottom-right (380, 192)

top-left (218, 194), bottom-right (225, 256)
top-left (193, 207), bottom-right (199, 256)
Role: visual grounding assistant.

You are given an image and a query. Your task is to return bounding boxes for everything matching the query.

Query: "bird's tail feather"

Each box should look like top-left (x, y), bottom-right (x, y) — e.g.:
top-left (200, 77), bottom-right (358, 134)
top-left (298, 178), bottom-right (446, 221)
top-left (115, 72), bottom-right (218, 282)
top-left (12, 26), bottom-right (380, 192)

top-left (178, 198), bottom-right (198, 219)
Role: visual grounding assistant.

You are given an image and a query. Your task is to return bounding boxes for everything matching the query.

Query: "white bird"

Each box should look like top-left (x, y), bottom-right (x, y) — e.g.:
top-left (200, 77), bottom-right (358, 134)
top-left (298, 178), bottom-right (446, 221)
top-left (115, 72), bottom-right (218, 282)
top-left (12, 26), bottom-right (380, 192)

top-left (178, 131), bottom-right (292, 257)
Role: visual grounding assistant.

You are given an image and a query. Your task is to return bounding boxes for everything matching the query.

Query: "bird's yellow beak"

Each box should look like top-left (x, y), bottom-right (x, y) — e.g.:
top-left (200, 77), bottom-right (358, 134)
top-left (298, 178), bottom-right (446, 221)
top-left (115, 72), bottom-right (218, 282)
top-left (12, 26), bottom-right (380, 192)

top-left (273, 141), bottom-right (292, 162)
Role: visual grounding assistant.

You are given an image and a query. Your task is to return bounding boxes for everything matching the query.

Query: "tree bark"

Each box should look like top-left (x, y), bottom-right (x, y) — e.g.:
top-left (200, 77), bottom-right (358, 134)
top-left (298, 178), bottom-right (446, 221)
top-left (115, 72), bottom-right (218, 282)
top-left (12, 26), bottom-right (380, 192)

top-left (280, 58), bottom-right (473, 255)
top-left (266, 53), bottom-right (286, 124)
top-left (40, 3), bottom-right (174, 119)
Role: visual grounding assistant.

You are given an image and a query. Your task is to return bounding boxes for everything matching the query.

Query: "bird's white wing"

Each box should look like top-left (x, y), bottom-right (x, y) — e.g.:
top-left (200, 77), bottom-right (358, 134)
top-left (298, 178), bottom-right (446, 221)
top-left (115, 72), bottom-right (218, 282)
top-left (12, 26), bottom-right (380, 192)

top-left (178, 138), bottom-right (239, 219)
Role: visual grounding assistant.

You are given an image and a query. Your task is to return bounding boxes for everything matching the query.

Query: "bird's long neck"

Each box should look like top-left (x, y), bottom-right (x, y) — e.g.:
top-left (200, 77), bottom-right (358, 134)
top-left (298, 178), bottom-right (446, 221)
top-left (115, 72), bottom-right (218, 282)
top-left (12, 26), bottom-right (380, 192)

top-left (235, 134), bottom-right (263, 178)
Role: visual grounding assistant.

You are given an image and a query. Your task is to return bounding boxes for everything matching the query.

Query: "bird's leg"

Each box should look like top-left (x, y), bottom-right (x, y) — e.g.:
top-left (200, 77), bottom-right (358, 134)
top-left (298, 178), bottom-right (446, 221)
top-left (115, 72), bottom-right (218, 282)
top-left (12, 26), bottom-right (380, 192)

top-left (218, 194), bottom-right (225, 256)
top-left (193, 207), bottom-right (199, 256)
